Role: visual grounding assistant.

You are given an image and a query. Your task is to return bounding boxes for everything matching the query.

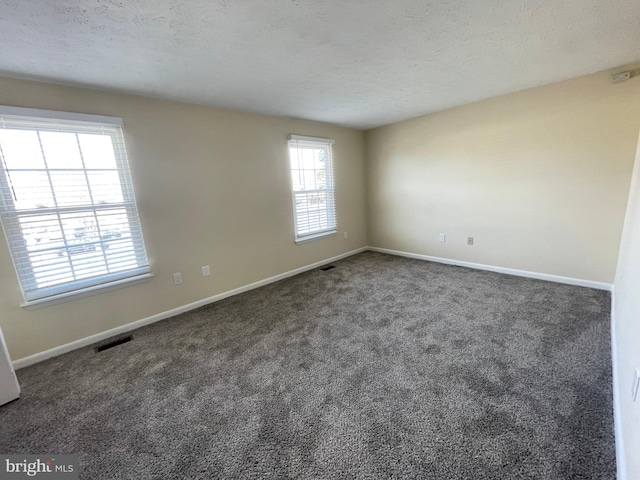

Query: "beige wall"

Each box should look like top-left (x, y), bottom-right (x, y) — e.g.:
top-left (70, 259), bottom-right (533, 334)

top-left (366, 72), bottom-right (640, 283)
top-left (2, 70), bottom-right (639, 367)
top-left (613, 131), bottom-right (640, 480)
top-left (0, 77), bottom-right (367, 361)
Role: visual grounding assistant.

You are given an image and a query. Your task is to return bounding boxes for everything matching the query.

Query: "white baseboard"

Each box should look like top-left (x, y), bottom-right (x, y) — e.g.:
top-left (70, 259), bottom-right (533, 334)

top-left (368, 247), bottom-right (613, 291)
top-left (12, 247), bottom-right (368, 370)
top-left (12, 245), bottom-right (613, 369)
top-left (610, 288), bottom-right (627, 480)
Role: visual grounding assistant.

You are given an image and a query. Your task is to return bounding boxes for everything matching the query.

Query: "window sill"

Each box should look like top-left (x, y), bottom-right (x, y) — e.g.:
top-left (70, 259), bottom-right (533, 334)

top-left (21, 273), bottom-right (154, 310)
top-left (295, 230), bottom-right (337, 244)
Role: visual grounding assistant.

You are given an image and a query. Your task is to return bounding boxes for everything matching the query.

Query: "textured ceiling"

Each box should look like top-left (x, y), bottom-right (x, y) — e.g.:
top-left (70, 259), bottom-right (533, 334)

top-left (0, 0), bottom-right (639, 129)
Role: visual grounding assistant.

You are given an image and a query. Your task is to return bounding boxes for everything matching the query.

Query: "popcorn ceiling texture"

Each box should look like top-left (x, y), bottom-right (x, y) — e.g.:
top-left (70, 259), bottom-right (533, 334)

top-left (0, 0), bottom-right (639, 128)
top-left (0, 252), bottom-right (614, 479)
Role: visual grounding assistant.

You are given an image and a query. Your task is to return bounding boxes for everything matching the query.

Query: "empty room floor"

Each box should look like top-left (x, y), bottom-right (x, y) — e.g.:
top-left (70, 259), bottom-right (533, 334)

top-left (0, 252), bottom-right (615, 479)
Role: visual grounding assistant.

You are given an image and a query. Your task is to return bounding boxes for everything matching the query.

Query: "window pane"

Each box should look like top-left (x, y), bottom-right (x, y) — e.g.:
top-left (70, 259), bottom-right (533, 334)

top-left (0, 109), bottom-right (150, 302)
top-left (289, 147), bottom-right (301, 170)
top-left (290, 145), bottom-right (330, 191)
top-left (21, 214), bottom-right (63, 252)
top-left (295, 191), bottom-right (331, 234)
top-left (96, 208), bottom-right (129, 234)
top-left (7, 171), bottom-right (54, 210)
top-left (288, 137), bottom-right (336, 239)
top-left (78, 134), bottom-right (117, 169)
top-left (88, 171), bottom-right (124, 203)
top-left (39, 131), bottom-right (83, 169)
top-left (60, 211), bottom-right (98, 244)
top-left (50, 171), bottom-right (91, 207)
top-left (299, 147), bottom-right (316, 170)
top-left (0, 130), bottom-right (46, 169)
top-left (15, 208), bottom-right (142, 286)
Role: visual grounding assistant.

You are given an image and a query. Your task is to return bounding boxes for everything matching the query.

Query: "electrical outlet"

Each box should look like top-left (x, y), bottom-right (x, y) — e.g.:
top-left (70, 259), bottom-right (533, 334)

top-left (201, 265), bottom-right (211, 277)
top-left (439, 233), bottom-right (446, 243)
top-left (343, 231), bottom-right (348, 240)
top-left (467, 237), bottom-right (474, 246)
top-left (173, 272), bottom-right (182, 285)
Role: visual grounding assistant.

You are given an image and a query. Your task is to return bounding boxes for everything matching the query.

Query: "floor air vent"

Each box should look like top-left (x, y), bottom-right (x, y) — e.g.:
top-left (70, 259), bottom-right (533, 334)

top-left (320, 265), bottom-right (336, 271)
top-left (95, 335), bottom-right (133, 353)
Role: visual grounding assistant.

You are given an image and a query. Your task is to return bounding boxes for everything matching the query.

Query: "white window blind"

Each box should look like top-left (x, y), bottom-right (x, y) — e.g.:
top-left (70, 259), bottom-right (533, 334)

top-left (0, 107), bottom-right (150, 304)
top-left (287, 135), bottom-right (336, 241)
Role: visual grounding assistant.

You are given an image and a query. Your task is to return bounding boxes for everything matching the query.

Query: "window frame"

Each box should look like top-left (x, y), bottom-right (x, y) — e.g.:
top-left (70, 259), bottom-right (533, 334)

top-left (0, 106), bottom-right (151, 306)
top-left (287, 134), bottom-right (337, 243)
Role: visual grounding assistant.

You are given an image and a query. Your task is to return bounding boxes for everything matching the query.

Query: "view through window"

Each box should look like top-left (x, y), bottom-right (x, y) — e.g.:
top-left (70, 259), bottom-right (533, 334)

top-left (288, 135), bottom-right (336, 241)
top-left (0, 108), bottom-right (150, 303)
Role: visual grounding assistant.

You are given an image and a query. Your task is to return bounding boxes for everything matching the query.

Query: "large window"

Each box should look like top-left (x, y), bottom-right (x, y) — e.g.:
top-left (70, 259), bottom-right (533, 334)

top-left (0, 107), bottom-right (150, 305)
top-left (288, 135), bottom-right (336, 242)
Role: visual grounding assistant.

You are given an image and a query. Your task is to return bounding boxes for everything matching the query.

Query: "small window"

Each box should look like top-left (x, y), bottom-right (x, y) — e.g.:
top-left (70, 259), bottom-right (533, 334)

top-left (0, 106), bottom-right (150, 305)
top-left (288, 135), bottom-right (337, 242)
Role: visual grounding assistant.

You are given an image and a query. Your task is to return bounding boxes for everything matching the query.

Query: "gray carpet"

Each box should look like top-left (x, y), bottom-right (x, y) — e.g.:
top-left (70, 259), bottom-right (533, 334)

top-left (0, 252), bottom-right (615, 479)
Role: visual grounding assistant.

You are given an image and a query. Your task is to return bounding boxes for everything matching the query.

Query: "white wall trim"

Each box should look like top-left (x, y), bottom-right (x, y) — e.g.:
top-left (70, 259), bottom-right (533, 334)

top-left (610, 288), bottom-right (627, 480)
top-left (12, 247), bottom-right (368, 369)
top-left (368, 247), bottom-right (613, 291)
top-left (12, 245), bottom-right (614, 370)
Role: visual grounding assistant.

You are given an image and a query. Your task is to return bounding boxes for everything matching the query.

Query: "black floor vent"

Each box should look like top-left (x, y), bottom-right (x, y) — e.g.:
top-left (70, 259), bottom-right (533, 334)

top-left (320, 265), bottom-right (336, 271)
top-left (95, 335), bottom-right (133, 353)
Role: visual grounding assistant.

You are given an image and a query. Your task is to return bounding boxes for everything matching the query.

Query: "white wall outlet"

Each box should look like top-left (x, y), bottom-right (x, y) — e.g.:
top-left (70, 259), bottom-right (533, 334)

top-left (439, 233), bottom-right (446, 243)
top-left (173, 272), bottom-right (183, 285)
top-left (201, 265), bottom-right (211, 277)
top-left (632, 368), bottom-right (640, 402)
top-left (343, 231), bottom-right (348, 240)
top-left (467, 237), bottom-right (474, 246)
